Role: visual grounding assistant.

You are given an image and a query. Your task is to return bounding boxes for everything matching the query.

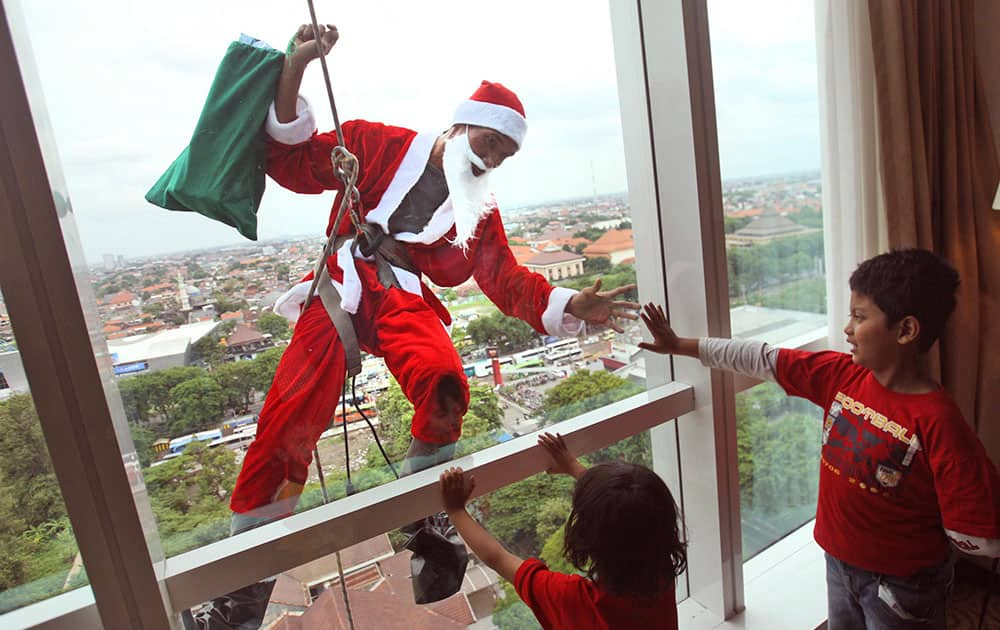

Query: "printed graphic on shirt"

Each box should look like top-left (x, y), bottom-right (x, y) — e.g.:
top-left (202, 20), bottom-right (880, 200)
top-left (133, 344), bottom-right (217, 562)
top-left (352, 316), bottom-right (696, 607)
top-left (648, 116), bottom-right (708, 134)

top-left (820, 392), bottom-right (922, 498)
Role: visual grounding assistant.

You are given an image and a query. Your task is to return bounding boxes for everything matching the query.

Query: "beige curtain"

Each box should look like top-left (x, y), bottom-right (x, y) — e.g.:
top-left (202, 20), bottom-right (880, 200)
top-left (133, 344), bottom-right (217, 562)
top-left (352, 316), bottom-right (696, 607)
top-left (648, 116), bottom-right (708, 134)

top-left (868, 0), bottom-right (1000, 459)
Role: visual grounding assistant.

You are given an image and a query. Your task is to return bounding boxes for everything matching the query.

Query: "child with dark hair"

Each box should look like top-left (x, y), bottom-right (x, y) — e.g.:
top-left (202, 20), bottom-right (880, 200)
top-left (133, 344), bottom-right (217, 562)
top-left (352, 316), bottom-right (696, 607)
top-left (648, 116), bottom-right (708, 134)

top-left (440, 432), bottom-right (685, 629)
top-left (640, 248), bottom-right (1000, 630)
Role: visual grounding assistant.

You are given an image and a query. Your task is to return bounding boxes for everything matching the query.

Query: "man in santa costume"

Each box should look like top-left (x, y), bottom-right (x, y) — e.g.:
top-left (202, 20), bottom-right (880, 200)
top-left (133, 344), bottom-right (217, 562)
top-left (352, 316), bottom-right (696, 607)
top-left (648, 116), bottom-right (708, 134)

top-left (229, 23), bottom-right (638, 530)
top-left (184, 22), bottom-right (638, 630)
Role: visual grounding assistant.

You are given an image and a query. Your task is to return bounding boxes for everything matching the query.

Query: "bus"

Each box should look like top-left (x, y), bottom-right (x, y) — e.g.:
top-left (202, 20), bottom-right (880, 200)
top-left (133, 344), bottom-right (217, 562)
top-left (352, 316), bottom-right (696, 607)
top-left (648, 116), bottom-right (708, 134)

top-left (513, 347), bottom-right (546, 363)
top-left (463, 356), bottom-right (513, 378)
top-left (167, 429), bottom-right (223, 454)
top-left (546, 347), bottom-right (583, 364)
top-left (544, 338), bottom-right (580, 354)
top-left (544, 338), bottom-right (581, 363)
top-left (209, 432), bottom-right (254, 451)
top-left (334, 402), bottom-right (376, 425)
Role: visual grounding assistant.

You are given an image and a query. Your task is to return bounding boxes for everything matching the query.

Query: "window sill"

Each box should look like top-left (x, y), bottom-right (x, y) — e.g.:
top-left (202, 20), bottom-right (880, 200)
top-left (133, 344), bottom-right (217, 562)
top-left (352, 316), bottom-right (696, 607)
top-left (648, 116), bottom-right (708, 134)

top-left (164, 381), bottom-right (695, 611)
top-left (679, 520), bottom-right (827, 630)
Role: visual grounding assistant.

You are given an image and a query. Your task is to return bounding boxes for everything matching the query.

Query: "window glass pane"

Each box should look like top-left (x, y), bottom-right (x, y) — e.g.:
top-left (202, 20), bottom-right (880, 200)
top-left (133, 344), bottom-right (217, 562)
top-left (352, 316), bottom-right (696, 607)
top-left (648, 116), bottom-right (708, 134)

top-left (181, 429), bottom-right (678, 629)
top-left (20, 0), bottom-right (657, 564)
top-left (737, 382), bottom-right (821, 559)
top-left (708, 0), bottom-right (827, 335)
top-left (707, 0), bottom-right (826, 556)
top-left (0, 288), bottom-right (92, 613)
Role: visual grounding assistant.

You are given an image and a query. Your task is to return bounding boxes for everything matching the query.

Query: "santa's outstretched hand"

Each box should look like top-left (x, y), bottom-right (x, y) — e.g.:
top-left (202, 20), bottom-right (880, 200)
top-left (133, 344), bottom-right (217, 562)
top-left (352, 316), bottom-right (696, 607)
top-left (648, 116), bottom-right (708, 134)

top-left (567, 278), bottom-right (639, 333)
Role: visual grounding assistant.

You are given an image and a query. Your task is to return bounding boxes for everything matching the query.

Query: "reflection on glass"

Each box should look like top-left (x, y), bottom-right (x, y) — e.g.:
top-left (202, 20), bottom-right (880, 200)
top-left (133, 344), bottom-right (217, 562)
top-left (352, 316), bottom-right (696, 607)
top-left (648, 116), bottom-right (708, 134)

top-left (707, 0), bottom-right (826, 559)
top-left (737, 382), bottom-right (821, 559)
top-left (0, 290), bottom-right (90, 612)
top-left (21, 0), bottom-right (647, 567)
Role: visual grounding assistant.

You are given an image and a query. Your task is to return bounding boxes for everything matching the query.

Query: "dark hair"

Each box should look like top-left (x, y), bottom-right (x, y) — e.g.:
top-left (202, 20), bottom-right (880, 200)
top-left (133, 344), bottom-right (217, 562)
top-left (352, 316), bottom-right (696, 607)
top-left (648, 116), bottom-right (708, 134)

top-left (563, 462), bottom-right (686, 598)
top-left (848, 248), bottom-right (960, 352)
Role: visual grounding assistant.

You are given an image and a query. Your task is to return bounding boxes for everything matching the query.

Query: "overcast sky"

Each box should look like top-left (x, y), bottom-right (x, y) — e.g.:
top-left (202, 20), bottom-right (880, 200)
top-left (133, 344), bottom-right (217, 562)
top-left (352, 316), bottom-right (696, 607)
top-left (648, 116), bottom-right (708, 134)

top-left (15, 0), bottom-right (820, 263)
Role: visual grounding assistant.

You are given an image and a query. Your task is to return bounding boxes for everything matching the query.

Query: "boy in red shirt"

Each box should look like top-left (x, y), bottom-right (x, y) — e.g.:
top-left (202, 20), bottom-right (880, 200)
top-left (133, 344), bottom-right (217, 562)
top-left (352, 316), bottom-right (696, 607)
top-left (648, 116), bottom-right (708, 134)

top-left (440, 433), bottom-right (686, 630)
top-left (640, 248), bottom-right (1000, 629)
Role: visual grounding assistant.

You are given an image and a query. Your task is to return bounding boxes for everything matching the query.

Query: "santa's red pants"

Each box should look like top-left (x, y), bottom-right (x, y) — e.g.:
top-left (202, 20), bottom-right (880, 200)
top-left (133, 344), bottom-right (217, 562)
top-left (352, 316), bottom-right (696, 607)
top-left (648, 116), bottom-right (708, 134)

top-left (229, 267), bottom-right (469, 514)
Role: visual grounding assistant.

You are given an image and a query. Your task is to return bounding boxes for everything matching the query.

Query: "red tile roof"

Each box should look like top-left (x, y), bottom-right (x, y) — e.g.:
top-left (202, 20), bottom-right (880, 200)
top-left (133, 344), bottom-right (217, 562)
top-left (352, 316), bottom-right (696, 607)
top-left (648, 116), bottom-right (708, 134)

top-left (226, 323), bottom-right (265, 347)
top-left (582, 229), bottom-right (634, 257)
top-left (290, 583), bottom-right (466, 630)
top-left (508, 244), bottom-right (537, 265)
top-left (524, 250), bottom-right (586, 266)
top-left (108, 290), bottom-right (137, 306)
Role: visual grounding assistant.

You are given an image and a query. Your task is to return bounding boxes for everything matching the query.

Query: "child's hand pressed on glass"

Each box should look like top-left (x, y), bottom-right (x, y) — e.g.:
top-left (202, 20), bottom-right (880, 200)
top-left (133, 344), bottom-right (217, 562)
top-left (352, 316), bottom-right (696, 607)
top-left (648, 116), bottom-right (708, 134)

top-left (639, 302), bottom-right (680, 354)
top-left (440, 467), bottom-right (476, 512)
top-left (539, 432), bottom-right (588, 479)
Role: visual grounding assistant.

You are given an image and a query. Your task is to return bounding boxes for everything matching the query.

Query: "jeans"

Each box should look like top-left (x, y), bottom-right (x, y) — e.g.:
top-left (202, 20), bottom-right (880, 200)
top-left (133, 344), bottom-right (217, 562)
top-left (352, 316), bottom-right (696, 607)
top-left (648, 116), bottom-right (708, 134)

top-left (826, 553), bottom-right (954, 630)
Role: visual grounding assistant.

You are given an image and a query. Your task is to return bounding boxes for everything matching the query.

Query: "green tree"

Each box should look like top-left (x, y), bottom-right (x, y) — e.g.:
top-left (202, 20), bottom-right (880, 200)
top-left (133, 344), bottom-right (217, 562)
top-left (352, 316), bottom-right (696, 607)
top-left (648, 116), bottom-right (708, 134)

top-left (211, 361), bottom-right (258, 414)
top-left (466, 311), bottom-right (537, 352)
top-left (257, 311), bottom-right (290, 340)
top-left (0, 395), bottom-right (76, 598)
top-left (541, 370), bottom-right (642, 425)
top-left (369, 380), bottom-right (507, 466)
top-left (0, 394), bottom-right (66, 531)
top-left (275, 263), bottom-right (291, 281)
top-left (143, 441), bottom-right (237, 555)
top-left (251, 346), bottom-right (285, 393)
top-left (450, 325), bottom-right (475, 357)
top-left (479, 473), bottom-right (574, 557)
top-left (573, 227), bottom-right (605, 242)
top-left (467, 382), bottom-right (503, 432)
top-left (539, 525), bottom-right (576, 575)
top-left (494, 598), bottom-right (542, 630)
top-left (535, 497), bottom-right (571, 545)
top-left (190, 335), bottom-right (226, 366)
top-left (128, 421), bottom-right (158, 467)
top-left (118, 376), bottom-right (153, 424)
top-left (367, 381), bottom-right (414, 467)
top-left (143, 366), bottom-right (205, 423)
top-left (168, 377), bottom-right (224, 434)
top-left (212, 292), bottom-right (248, 314)
top-left (583, 256), bottom-right (611, 273)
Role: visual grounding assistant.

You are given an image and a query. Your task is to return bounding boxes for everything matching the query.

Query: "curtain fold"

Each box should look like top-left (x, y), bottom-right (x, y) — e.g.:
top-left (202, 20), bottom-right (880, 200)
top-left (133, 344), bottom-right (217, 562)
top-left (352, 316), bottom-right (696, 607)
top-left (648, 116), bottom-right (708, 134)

top-left (867, 0), bottom-right (1000, 459)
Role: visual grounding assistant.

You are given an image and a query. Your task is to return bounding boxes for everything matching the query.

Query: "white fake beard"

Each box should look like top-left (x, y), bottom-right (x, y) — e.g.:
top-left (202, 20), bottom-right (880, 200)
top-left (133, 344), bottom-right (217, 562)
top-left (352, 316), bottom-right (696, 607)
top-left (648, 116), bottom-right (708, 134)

top-left (442, 132), bottom-right (493, 251)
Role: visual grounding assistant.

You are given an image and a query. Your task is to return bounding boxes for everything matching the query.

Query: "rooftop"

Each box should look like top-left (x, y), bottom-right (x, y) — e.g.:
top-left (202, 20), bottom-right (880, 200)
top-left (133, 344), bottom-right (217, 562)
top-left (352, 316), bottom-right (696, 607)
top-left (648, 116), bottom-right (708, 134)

top-left (107, 320), bottom-right (219, 364)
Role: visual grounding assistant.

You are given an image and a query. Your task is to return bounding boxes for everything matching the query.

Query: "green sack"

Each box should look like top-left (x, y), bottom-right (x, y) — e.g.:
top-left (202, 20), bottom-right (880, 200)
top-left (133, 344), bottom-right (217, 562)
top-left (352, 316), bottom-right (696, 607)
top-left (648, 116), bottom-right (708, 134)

top-left (145, 35), bottom-right (285, 241)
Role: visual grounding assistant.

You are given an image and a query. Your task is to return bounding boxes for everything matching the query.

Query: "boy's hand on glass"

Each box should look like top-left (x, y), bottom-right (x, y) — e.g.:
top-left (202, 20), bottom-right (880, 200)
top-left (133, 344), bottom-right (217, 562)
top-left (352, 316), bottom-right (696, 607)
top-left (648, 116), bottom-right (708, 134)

top-left (539, 432), bottom-right (587, 479)
top-left (639, 302), bottom-right (680, 354)
top-left (440, 467), bottom-right (476, 514)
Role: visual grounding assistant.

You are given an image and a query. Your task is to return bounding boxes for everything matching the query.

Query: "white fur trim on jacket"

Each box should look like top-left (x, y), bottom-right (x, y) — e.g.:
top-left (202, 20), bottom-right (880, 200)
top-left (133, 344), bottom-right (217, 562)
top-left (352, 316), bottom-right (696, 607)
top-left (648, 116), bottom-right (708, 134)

top-left (265, 95), bottom-right (316, 145)
top-left (364, 132), bottom-right (437, 232)
top-left (453, 100), bottom-right (527, 147)
top-left (542, 287), bottom-right (585, 337)
top-left (272, 239), bottom-right (426, 322)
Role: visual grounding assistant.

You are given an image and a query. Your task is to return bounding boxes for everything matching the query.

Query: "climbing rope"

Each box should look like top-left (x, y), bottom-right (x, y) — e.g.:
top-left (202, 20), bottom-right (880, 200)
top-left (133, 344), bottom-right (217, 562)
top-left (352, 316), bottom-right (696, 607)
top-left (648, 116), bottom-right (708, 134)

top-left (301, 0), bottom-right (365, 311)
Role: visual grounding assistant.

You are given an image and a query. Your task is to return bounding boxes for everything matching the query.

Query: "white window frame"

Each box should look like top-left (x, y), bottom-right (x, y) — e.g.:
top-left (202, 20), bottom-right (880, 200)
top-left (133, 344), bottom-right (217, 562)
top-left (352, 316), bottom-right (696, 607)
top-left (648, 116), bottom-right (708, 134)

top-left (0, 0), bottom-right (834, 627)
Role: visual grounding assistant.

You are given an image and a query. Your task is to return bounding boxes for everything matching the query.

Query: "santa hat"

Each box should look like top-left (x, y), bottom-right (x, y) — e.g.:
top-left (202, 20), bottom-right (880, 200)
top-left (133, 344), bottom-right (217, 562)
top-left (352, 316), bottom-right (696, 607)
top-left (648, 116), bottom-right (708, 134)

top-left (452, 81), bottom-right (527, 148)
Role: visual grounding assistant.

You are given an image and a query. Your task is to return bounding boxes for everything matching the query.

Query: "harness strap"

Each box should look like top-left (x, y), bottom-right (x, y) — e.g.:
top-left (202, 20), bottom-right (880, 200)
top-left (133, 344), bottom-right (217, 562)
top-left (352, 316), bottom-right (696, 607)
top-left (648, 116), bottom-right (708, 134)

top-left (316, 264), bottom-right (362, 377)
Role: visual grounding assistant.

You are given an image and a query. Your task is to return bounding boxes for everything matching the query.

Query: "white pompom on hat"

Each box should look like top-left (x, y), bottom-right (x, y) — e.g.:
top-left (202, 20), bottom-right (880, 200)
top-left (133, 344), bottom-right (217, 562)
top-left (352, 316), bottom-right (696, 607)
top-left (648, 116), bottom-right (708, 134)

top-left (452, 80), bottom-right (527, 148)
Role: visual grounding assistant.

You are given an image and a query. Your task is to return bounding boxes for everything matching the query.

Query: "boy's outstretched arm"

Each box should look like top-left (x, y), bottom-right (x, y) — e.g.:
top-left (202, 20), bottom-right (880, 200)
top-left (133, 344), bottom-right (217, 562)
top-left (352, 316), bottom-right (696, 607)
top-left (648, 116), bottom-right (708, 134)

top-left (440, 467), bottom-right (523, 582)
top-left (640, 302), bottom-right (779, 382)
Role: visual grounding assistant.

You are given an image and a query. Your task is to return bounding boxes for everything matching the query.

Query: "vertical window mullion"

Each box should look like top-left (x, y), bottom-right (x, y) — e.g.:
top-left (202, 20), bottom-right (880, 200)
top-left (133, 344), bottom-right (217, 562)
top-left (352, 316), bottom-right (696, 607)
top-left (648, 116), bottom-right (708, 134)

top-left (0, 1), bottom-right (172, 628)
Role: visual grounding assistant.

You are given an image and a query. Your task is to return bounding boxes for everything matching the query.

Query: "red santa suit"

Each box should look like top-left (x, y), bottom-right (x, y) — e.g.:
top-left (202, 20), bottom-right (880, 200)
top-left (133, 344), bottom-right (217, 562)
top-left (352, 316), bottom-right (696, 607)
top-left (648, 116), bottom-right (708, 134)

top-left (230, 87), bottom-right (583, 514)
